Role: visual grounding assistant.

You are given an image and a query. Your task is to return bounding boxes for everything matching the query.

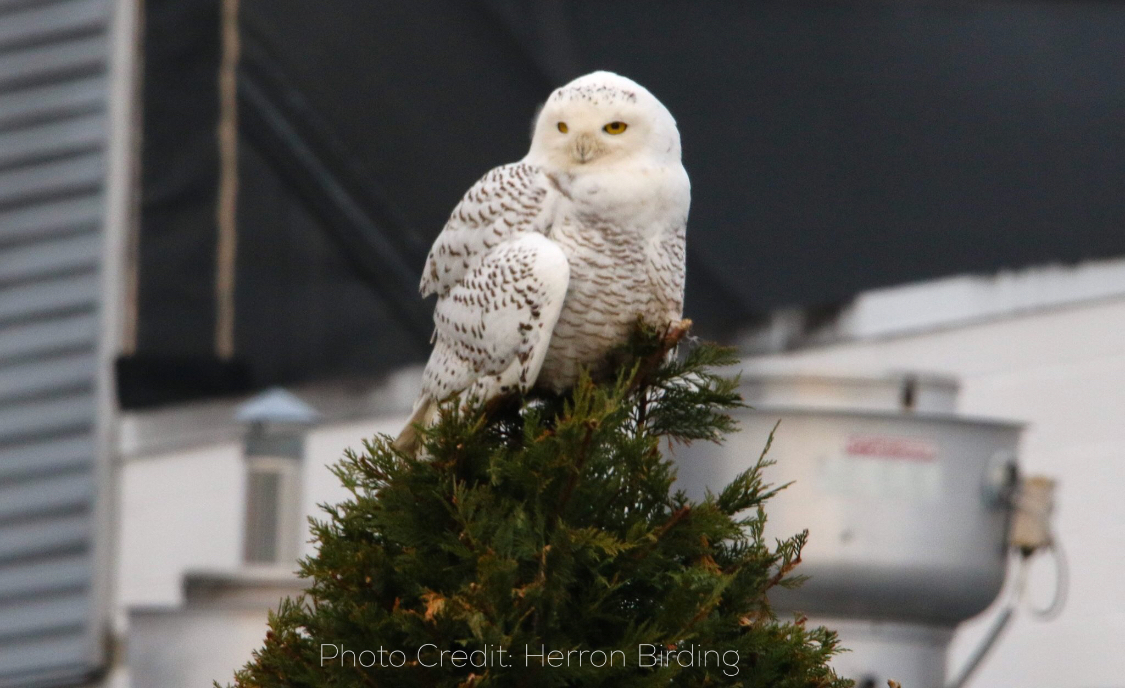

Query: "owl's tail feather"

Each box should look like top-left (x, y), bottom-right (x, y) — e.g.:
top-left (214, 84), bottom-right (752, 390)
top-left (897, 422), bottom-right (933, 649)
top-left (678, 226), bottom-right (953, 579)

top-left (392, 396), bottom-right (439, 455)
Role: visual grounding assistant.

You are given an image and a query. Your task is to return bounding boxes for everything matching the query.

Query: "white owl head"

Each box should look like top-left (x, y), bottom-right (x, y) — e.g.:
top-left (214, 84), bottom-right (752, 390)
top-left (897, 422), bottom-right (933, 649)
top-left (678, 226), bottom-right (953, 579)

top-left (528, 71), bottom-right (682, 170)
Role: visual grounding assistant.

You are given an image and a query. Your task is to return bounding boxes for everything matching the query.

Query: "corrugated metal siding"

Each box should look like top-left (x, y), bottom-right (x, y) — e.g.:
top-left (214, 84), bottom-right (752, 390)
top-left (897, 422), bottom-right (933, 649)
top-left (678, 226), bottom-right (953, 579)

top-left (0, 0), bottom-right (110, 684)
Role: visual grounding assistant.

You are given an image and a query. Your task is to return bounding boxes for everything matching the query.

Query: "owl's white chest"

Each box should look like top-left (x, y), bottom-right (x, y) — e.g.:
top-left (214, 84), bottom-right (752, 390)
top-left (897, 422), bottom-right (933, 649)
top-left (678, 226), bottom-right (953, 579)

top-left (535, 164), bottom-right (689, 392)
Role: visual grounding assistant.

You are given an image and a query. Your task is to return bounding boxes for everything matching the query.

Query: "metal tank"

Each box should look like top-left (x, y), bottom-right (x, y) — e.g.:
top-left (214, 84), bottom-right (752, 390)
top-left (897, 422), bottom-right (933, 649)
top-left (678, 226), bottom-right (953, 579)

top-left (672, 366), bottom-right (1021, 688)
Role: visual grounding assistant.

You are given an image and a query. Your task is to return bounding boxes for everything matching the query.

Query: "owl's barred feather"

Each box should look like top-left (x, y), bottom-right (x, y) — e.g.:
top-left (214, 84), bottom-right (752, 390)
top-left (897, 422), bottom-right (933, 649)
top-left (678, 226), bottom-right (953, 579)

top-left (419, 162), bottom-right (557, 299)
top-left (395, 71), bottom-right (689, 453)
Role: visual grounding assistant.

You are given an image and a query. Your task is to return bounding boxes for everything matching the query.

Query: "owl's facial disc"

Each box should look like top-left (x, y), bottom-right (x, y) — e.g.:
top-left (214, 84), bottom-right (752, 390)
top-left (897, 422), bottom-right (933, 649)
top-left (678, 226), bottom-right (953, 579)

top-left (529, 72), bottom-right (680, 169)
top-left (546, 107), bottom-right (636, 167)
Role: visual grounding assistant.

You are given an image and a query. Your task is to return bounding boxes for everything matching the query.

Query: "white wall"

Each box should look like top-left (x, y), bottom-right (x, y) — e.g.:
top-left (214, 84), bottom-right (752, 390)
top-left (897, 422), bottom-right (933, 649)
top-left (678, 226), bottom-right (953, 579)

top-left (118, 443), bottom-right (244, 607)
top-left (116, 416), bottom-right (409, 607)
top-left (744, 297), bottom-right (1125, 687)
top-left (128, 609), bottom-right (271, 688)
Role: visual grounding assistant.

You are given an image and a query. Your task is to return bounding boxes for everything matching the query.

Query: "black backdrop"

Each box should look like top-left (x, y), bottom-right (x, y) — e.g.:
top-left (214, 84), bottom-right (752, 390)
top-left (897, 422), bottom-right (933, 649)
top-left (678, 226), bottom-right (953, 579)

top-left (124, 0), bottom-right (1125, 408)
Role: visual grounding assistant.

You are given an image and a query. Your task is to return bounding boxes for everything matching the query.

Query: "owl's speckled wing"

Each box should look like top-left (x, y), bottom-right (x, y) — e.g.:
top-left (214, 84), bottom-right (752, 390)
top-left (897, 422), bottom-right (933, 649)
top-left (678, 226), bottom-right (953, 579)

top-left (421, 233), bottom-right (569, 403)
top-left (396, 233), bottom-right (568, 452)
top-left (395, 164), bottom-right (569, 453)
top-left (420, 162), bottom-right (558, 298)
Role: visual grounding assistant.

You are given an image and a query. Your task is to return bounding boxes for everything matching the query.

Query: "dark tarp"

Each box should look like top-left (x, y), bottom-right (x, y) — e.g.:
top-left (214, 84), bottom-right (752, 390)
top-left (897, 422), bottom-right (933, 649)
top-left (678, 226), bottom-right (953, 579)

top-left (124, 0), bottom-right (1125, 408)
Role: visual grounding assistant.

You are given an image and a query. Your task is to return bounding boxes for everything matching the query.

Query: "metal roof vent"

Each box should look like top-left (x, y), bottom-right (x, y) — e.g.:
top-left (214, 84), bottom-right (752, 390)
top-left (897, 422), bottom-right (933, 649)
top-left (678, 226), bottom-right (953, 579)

top-left (235, 388), bottom-right (320, 426)
top-left (673, 368), bottom-right (1026, 688)
top-left (235, 389), bottom-right (318, 567)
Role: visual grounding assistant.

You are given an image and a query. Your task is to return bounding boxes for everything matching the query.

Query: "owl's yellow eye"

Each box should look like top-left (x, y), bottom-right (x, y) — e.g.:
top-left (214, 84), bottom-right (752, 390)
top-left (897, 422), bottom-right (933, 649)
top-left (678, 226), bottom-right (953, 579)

top-left (557, 122), bottom-right (568, 133)
top-left (603, 121), bottom-right (627, 135)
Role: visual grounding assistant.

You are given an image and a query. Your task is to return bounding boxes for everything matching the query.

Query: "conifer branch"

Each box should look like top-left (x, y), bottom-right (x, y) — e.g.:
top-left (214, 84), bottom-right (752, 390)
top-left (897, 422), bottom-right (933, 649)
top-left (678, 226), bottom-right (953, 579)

top-left (225, 321), bottom-right (853, 688)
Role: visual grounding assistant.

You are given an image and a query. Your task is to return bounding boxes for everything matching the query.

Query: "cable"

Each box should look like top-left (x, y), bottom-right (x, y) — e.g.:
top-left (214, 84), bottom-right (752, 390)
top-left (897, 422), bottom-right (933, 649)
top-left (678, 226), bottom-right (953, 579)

top-left (1028, 537), bottom-right (1068, 621)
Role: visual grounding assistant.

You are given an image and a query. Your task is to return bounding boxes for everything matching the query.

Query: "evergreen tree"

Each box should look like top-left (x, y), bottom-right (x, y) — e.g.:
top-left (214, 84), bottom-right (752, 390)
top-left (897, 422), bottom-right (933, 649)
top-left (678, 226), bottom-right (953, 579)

top-left (227, 323), bottom-right (852, 687)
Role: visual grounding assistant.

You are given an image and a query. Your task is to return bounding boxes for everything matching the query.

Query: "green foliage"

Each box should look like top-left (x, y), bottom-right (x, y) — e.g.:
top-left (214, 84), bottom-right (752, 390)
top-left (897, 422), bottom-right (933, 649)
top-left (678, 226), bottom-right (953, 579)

top-left (227, 325), bottom-right (852, 687)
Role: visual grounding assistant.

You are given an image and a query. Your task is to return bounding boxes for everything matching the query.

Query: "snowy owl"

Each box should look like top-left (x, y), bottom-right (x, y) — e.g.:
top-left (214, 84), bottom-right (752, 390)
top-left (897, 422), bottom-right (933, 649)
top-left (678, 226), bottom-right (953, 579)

top-left (395, 71), bottom-right (689, 452)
